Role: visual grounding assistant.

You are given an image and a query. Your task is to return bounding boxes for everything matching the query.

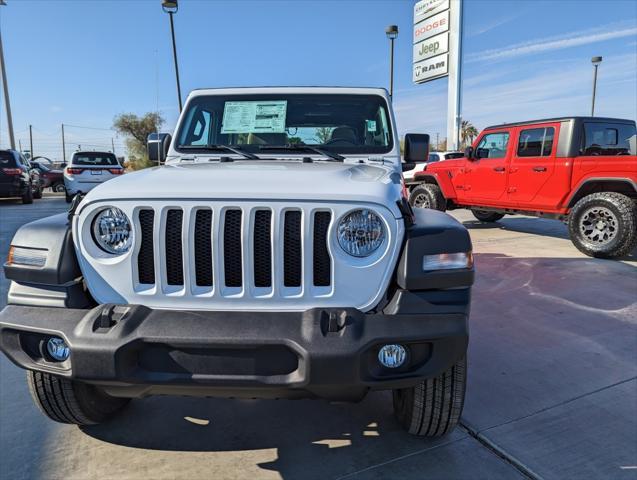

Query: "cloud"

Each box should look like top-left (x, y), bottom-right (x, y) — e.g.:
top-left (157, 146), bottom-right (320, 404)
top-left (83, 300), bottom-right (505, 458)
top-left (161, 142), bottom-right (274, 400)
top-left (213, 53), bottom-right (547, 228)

top-left (468, 23), bottom-right (637, 63)
top-left (392, 52), bottom-right (637, 139)
top-left (466, 12), bottom-right (524, 37)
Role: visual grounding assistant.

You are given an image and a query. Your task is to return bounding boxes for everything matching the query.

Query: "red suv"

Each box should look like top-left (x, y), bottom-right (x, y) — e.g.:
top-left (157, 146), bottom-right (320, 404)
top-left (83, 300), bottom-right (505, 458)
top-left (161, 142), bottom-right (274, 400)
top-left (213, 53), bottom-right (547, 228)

top-left (408, 117), bottom-right (637, 258)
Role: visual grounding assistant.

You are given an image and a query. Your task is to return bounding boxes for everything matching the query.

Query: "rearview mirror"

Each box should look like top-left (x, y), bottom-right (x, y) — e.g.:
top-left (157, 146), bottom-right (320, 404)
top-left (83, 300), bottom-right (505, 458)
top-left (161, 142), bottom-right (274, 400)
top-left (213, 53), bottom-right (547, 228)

top-left (147, 133), bottom-right (172, 164)
top-left (404, 133), bottom-right (430, 163)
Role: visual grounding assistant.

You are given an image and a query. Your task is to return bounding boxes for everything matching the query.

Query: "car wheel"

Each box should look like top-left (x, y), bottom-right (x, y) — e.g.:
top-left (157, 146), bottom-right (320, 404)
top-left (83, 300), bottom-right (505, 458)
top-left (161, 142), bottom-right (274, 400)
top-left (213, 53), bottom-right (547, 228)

top-left (471, 209), bottom-right (504, 222)
top-left (568, 192), bottom-right (637, 258)
top-left (393, 356), bottom-right (466, 437)
top-left (52, 182), bottom-right (65, 193)
top-left (27, 371), bottom-right (129, 425)
top-left (22, 185), bottom-right (33, 204)
top-left (33, 184), bottom-right (43, 199)
top-left (409, 184), bottom-right (446, 211)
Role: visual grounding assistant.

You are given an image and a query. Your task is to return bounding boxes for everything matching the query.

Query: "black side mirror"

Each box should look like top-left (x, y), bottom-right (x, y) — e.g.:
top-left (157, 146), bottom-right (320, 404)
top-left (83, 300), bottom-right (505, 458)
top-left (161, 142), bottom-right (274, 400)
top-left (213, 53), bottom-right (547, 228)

top-left (148, 133), bottom-right (172, 164)
top-left (475, 148), bottom-right (489, 159)
top-left (404, 133), bottom-right (430, 164)
top-left (464, 146), bottom-right (474, 160)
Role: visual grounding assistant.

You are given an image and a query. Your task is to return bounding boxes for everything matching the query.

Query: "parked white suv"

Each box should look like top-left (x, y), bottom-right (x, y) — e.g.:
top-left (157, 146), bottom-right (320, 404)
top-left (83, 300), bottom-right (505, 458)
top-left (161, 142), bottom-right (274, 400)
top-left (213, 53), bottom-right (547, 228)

top-left (1, 87), bottom-right (474, 437)
top-left (403, 150), bottom-right (464, 182)
top-left (63, 151), bottom-right (123, 202)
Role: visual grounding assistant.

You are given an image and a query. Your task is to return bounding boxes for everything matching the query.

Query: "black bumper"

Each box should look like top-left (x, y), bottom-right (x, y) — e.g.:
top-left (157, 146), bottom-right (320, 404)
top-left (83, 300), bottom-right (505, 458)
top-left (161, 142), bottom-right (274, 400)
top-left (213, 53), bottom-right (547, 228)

top-left (0, 304), bottom-right (468, 401)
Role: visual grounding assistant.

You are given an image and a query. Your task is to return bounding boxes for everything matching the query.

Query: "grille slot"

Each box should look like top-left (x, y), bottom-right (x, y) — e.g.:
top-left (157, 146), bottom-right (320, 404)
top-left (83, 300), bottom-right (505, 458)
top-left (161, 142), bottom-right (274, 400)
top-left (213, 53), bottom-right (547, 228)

top-left (165, 209), bottom-right (184, 286)
top-left (253, 210), bottom-right (272, 287)
top-left (313, 211), bottom-right (331, 286)
top-left (224, 209), bottom-right (243, 287)
top-left (283, 210), bottom-right (302, 287)
top-left (194, 209), bottom-right (213, 287)
top-left (137, 209), bottom-right (155, 284)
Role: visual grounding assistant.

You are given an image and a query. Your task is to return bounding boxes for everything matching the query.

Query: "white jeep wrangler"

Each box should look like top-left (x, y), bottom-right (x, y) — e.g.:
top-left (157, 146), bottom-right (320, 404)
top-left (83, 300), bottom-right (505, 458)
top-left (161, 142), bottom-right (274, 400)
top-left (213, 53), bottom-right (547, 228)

top-left (1, 87), bottom-right (473, 437)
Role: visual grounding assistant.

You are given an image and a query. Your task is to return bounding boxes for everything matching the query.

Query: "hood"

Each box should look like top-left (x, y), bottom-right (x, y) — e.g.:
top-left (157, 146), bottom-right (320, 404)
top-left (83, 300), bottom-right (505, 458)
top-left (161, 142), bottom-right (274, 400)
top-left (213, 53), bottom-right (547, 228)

top-left (81, 160), bottom-right (404, 215)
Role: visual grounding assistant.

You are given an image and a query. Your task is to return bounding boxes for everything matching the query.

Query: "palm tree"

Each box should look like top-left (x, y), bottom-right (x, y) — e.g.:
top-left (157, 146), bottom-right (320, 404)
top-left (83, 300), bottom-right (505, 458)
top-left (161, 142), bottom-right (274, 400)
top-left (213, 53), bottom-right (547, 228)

top-left (460, 120), bottom-right (479, 149)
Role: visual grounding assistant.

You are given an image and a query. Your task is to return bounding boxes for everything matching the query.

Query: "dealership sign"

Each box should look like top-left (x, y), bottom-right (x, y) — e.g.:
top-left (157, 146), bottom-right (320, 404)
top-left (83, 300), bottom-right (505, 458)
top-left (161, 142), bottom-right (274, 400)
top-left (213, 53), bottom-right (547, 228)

top-left (413, 32), bottom-right (449, 63)
top-left (413, 0), bottom-right (449, 24)
top-left (413, 0), bottom-right (453, 85)
top-left (413, 10), bottom-right (449, 43)
top-left (412, 53), bottom-right (448, 83)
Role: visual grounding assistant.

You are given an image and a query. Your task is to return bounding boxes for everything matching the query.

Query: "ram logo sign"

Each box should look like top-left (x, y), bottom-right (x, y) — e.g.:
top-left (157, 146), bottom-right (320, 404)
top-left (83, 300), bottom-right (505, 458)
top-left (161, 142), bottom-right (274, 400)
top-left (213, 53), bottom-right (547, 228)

top-left (412, 53), bottom-right (448, 83)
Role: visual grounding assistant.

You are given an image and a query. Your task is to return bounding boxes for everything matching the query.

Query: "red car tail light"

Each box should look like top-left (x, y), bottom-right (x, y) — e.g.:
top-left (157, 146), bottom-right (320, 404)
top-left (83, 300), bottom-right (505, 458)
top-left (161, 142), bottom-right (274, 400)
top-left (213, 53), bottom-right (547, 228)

top-left (2, 168), bottom-right (22, 175)
top-left (66, 168), bottom-right (84, 175)
top-left (108, 168), bottom-right (124, 175)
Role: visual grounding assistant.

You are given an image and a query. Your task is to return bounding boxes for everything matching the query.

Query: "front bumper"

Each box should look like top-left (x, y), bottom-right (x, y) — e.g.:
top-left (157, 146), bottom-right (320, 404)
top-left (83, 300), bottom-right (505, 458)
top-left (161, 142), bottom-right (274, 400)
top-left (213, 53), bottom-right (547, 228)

top-left (0, 304), bottom-right (468, 401)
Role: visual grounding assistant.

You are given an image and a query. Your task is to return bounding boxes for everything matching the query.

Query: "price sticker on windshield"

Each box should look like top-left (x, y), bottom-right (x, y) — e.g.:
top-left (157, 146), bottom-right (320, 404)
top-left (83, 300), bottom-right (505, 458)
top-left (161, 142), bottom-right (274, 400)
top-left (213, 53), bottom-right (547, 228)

top-left (221, 100), bottom-right (288, 134)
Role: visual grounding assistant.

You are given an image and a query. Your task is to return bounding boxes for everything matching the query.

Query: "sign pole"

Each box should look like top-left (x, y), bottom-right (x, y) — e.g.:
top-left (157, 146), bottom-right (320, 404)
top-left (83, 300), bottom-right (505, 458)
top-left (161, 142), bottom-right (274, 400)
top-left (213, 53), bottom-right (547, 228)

top-left (446, 0), bottom-right (463, 151)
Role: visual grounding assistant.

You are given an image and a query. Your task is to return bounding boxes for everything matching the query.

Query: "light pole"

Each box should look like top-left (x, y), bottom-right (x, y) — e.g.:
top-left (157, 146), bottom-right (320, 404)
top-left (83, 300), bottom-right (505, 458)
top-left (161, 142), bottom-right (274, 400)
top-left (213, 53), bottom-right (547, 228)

top-left (0, 0), bottom-right (16, 149)
top-left (386, 25), bottom-right (398, 99)
top-left (162, 0), bottom-right (182, 112)
top-left (591, 56), bottom-right (602, 117)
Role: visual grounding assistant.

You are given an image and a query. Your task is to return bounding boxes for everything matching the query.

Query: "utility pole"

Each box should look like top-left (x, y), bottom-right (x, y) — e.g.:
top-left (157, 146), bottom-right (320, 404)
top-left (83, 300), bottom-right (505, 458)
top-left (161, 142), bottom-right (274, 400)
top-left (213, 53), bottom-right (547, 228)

top-left (436, 132), bottom-right (440, 151)
top-left (0, 1), bottom-right (16, 150)
top-left (111, 137), bottom-right (115, 154)
top-left (29, 124), bottom-right (33, 159)
top-left (18, 138), bottom-right (21, 152)
top-left (61, 124), bottom-right (66, 163)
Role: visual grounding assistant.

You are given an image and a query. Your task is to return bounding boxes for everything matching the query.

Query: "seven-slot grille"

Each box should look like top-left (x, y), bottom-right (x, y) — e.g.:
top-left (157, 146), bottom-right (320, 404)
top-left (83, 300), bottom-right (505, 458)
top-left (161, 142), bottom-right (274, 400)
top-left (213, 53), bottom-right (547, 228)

top-left (136, 207), bottom-right (332, 292)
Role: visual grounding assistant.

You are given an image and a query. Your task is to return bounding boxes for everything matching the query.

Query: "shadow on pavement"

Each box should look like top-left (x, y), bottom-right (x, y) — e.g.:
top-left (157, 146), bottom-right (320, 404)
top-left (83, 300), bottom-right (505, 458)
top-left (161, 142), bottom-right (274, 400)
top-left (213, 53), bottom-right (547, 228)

top-left (81, 391), bottom-right (462, 479)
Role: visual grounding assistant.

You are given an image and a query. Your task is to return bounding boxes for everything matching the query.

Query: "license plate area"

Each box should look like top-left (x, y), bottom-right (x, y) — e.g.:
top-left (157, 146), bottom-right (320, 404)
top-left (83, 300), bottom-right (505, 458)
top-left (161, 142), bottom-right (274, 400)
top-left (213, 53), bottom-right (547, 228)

top-left (91, 170), bottom-right (102, 175)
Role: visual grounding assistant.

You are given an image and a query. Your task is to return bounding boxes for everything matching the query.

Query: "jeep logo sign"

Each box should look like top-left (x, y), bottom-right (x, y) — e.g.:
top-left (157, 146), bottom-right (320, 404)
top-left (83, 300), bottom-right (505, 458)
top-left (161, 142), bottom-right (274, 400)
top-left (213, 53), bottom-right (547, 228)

top-left (413, 32), bottom-right (449, 63)
top-left (413, 10), bottom-right (449, 43)
top-left (412, 53), bottom-right (448, 83)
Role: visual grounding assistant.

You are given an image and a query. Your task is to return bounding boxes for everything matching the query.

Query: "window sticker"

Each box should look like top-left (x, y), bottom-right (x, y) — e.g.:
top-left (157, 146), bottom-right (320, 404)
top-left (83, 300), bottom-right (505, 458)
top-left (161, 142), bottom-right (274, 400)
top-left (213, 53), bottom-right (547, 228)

top-left (221, 100), bottom-right (287, 134)
top-left (366, 120), bottom-right (377, 132)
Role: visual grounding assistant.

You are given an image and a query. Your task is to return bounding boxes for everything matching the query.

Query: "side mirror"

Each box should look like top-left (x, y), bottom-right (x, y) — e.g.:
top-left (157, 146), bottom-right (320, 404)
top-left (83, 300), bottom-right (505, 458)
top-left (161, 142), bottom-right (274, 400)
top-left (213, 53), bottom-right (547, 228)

top-left (404, 133), bottom-right (430, 164)
top-left (475, 148), bottom-right (489, 159)
top-left (464, 146), bottom-right (474, 160)
top-left (147, 133), bottom-right (172, 164)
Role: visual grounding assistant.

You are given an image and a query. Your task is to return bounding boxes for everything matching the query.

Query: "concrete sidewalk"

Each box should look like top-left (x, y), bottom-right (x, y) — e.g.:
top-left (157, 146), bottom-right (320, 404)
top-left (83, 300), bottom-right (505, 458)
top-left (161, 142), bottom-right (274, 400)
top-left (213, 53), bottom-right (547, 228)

top-left (0, 198), bottom-right (635, 479)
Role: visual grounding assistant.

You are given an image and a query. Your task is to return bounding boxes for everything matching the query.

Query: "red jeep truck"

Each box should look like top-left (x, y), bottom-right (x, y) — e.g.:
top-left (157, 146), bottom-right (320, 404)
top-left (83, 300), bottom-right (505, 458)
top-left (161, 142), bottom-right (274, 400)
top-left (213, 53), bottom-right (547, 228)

top-left (408, 117), bottom-right (637, 258)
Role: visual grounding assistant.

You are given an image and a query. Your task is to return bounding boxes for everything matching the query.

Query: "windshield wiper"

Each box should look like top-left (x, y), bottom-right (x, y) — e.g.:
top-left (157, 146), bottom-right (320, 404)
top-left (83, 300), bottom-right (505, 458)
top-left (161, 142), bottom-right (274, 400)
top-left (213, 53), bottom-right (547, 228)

top-left (179, 144), bottom-right (260, 160)
top-left (259, 144), bottom-right (344, 162)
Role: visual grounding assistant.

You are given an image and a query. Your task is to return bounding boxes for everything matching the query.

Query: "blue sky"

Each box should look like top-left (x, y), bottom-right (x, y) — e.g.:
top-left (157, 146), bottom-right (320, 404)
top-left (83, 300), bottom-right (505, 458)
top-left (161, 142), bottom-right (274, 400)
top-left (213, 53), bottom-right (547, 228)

top-left (0, 0), bottom-right (635, 160)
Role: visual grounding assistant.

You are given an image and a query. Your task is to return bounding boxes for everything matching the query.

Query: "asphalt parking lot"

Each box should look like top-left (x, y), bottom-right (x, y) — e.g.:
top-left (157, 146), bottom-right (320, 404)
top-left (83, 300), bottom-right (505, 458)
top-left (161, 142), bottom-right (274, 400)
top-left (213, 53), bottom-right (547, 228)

top-left (0, 195), bottom-right (635, 480)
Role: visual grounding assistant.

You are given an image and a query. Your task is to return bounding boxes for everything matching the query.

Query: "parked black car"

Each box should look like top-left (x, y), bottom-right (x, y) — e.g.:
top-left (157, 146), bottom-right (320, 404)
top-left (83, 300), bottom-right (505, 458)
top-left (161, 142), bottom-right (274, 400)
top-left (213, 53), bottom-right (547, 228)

top-left (0, 150), bottom-right (42, 204)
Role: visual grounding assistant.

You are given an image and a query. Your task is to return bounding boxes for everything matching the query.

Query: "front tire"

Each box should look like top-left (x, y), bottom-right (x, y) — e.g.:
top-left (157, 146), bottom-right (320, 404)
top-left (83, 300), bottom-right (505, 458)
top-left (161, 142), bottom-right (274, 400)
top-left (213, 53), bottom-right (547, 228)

top-left (393, 356), bottom-right (466, 437)
top-left (33, 184), bottom-right (43, 199)
top-left (472, 209), bottom-right (505, 222)
top-left (27, 371), bottom-right (129, 425)
top-left (409, 183), bottom-right (446, 211)
top-left (568, 192), bottom-right (637, 258)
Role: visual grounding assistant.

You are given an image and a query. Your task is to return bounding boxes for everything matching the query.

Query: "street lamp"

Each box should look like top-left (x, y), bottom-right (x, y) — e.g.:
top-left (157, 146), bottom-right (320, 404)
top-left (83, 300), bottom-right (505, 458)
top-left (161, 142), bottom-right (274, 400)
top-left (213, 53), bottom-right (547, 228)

top-left (162, 0), bottom-right (183, 112)
top-left (0, 0), bottom-right (16, 149)
top-left (386, 25), bottom-right (398, 99)
top-left (591, 56), bottom-right (602, 117)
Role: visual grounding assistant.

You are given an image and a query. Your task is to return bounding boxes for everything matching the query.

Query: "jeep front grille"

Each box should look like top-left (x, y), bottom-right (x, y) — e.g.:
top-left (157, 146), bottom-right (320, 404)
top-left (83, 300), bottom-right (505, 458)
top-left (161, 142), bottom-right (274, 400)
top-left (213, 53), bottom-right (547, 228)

top-left (136, 206), bottom-right (332, 293)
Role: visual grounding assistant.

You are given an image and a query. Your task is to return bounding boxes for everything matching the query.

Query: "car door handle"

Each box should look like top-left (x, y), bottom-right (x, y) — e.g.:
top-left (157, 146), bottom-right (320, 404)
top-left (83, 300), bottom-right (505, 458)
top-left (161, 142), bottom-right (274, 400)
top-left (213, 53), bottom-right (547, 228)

top-left (493, 166), bottom-right (505, 172)
top-left (533, 166), bottom-right (547, 172)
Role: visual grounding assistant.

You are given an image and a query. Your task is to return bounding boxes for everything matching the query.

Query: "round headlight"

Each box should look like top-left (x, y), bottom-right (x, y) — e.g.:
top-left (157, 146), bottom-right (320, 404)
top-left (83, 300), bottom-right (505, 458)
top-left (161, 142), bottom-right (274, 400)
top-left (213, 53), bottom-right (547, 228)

top-left (337, 209), bottom-right (386, 257)
top-left (92, 207), bottom-right (133, 254)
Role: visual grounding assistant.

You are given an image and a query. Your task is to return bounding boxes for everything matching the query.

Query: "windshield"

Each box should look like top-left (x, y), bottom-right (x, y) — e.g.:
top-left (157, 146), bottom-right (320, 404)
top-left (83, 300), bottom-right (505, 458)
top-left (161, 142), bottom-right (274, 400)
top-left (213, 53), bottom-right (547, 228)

top-left (176, 94), bottom-right (393, 155)
top-left (72, 153), bottom-right (118, 166)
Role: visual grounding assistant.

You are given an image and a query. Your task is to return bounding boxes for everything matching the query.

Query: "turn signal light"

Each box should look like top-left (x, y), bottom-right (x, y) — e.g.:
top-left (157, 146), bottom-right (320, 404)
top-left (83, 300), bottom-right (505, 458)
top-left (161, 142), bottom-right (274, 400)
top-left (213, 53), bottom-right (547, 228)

top-left (108, 168), bottom-right (124, 175)
top-left (2, 168), bottom-right (22, 175)
top-left (422, 252), bottom-right (473, 271)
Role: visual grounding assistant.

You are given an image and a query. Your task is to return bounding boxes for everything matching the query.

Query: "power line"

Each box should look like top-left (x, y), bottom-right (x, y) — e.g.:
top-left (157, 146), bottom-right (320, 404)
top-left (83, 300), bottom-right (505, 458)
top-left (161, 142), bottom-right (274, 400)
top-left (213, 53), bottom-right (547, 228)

top-left (63, 123), bottom-right (116, 132)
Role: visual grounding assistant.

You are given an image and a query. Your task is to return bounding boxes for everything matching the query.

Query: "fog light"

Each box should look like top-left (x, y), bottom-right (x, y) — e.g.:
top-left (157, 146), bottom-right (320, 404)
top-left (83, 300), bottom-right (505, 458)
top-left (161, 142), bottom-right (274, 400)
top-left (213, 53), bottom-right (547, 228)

top-left (378, 344), bottom-right (407, 368)
top-left (46, 337), bottom-right (70, 361)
